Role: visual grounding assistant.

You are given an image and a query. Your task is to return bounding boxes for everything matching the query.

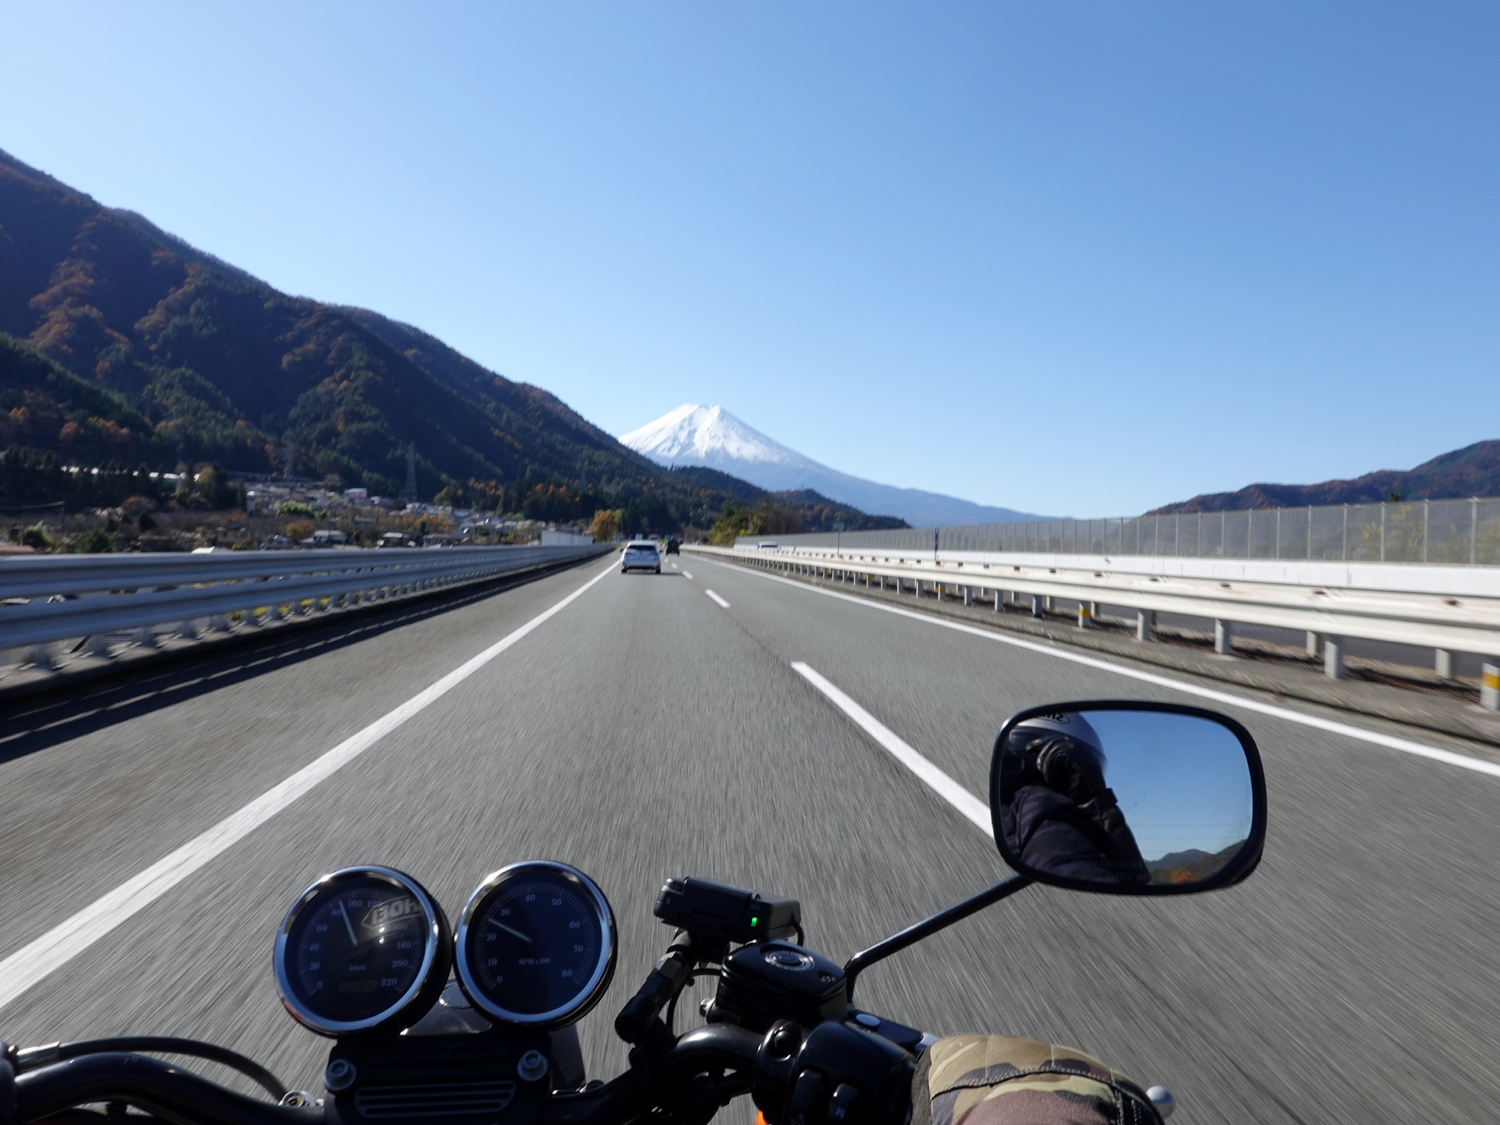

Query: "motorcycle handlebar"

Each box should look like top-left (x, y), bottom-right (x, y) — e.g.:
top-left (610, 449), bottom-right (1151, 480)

top-left (9, 1028), bottom-right (767, 1125)
top-left (14, 1053), bottom-right (318, 1125)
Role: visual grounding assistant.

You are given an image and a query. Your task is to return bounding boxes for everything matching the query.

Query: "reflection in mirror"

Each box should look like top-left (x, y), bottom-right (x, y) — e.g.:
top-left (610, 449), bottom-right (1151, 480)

top-left (995, 709), bottom-right (1254, 889)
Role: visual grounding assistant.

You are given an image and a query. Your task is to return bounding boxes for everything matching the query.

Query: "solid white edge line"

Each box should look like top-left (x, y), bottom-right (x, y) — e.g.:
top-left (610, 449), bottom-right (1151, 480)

top-left (792, 662), bottom-right (992, 837)
top-left (0, 559), bottom-right (617, 1015)
top-left (707, 558), bottom-right (1500, 780)
top-left (705, 589), bottom-right (730, 608)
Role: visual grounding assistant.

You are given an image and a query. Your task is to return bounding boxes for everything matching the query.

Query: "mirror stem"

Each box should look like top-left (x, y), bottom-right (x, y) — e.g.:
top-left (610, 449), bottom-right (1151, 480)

top-left (843, 874), bottom-right (1032, 1003)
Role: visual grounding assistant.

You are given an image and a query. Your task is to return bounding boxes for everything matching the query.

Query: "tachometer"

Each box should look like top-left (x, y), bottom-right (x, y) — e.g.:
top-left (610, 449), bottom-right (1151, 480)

top-left (454, 861), bottom-right (616, 1029)
top-left (274, 866), bottom-right (451, 1036)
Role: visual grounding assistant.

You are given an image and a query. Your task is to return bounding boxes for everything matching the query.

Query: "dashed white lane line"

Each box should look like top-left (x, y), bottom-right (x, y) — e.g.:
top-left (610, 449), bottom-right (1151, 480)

top-left (682, 571), bottom-right (694, 580)
top-left (706, 589), bottom-right (730, 609)
top-left (792, 662), bottom-right (992, 837)
top-left (706, 557), bottom-right (1500, 781)
top-left (0, 560), bottom-right (617, 1015)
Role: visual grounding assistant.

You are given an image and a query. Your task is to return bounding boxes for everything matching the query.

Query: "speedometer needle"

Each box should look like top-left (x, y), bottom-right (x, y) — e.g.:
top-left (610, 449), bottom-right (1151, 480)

top-left (338, 900), bottom-right (359, 945)
top-left (490, 919), bottom-right (532, 943)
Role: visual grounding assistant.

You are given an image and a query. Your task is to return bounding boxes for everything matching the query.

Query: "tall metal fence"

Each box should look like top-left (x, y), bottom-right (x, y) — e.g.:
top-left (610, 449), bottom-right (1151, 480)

top-left (743, 497), bottom-right (1500, 565)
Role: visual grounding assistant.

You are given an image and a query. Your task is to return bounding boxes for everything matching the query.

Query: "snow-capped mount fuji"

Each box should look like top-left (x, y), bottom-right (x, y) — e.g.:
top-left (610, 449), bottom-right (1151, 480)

top-left (620, 405), bottom-right (1045, 527)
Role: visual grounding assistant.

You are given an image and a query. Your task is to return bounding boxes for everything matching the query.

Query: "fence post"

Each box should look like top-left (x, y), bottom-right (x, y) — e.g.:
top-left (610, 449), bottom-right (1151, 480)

top-left (1343, 505), bottom-right (1349, 560)
top-left (1380, 503), bottom-right (1386, 562)
top-left (1325, 638), bottom-right (1345, 679)
top-left (1307, 506), bottom-right (1313, 559)
top-left (1276, 508), bottom-right (1281, 559)
top-left (1472, 498), bottom-right (1479, 565)
top-left (1215, 620), bottom-right (1234, 655)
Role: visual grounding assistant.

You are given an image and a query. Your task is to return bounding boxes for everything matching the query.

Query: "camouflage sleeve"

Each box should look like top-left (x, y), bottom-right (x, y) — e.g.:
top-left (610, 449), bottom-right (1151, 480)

top-left (909, 1035), bottom-right (1162, 1125)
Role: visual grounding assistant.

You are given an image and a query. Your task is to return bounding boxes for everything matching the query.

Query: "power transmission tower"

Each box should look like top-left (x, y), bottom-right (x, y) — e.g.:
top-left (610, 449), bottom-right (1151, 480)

top-left (403, 443), bottom-right (419, 505)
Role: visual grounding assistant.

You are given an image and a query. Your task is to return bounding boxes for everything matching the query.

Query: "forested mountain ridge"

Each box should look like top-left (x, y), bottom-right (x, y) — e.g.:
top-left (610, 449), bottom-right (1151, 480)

top-left (0, 147), bottom-right (901, 532)
top-left (1151, 440), bottom-right (1500, 514)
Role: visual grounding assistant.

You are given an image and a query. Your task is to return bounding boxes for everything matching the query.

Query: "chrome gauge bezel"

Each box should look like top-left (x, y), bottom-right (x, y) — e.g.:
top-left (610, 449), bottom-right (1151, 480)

top-left (454, 860), bottom-right (617, 1030)
top-left (273, 865), bottom-right (451, 1037)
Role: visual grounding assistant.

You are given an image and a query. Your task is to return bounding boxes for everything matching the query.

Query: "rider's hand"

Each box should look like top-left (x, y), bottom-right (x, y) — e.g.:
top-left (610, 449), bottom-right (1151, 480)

top-left (909, 1035), bottom-right (1162, 1125)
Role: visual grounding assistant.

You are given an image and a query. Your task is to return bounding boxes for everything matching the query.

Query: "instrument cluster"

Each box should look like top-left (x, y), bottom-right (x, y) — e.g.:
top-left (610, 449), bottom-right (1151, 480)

top-left (274, 861), bottom-right (616, 1038)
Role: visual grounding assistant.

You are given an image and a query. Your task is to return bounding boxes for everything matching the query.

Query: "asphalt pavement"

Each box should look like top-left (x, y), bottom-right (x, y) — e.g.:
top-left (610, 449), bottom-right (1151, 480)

top-left (3, 550), bottom-right (1499, 1123)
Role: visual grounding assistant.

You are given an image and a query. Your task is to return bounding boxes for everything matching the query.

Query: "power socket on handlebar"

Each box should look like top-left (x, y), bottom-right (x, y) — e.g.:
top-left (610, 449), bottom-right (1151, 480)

top-left (654, 878), bottom-right (801, 950)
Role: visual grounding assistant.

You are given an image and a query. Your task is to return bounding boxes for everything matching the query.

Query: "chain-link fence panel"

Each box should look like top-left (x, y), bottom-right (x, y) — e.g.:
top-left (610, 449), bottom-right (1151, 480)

top-left (739, 497), bottom-right (1500, 565)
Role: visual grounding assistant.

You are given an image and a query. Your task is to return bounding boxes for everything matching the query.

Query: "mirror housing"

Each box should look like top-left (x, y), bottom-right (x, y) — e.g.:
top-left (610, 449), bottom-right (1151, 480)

top-left (990, 701), bottom-right (1266, 895)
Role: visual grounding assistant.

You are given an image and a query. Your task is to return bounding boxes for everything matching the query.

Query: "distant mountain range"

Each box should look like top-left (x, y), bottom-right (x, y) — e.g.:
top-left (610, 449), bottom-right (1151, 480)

top-left (621, 404), bottom-right (1047, 528)
top-left (1151, 441), bottom-right (1500, 513)
top-left (0, 147), bottom-right (892, 534)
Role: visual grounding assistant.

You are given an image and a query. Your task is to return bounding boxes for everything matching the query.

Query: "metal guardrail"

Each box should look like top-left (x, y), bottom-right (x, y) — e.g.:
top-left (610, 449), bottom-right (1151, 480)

top-left (746, 496), bottom-right (1500, 565)
top-left (690, 544), bottom-right (1500, 709)
top-left (0, 544), bottom-right (607, 661)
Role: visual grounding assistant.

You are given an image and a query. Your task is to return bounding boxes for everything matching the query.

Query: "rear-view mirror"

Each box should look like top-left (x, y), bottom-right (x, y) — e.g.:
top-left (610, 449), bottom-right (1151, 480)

top-left (990, 702), bottom-right (1266, 895)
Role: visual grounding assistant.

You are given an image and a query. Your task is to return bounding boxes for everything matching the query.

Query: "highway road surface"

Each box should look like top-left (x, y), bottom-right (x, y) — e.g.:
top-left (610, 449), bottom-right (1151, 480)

top-left (3, 552), bottom-right (1500, 1123)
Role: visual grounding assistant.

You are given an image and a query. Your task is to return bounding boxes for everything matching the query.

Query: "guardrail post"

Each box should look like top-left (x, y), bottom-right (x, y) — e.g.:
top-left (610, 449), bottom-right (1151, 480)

top-left (1214, 619), bottom-right (1233, 655)
top-left (135, 626), bottom-right (157, 647)
top-left (879, 575), bottom-right (886, 591)
top-left (1306, 631), bottom-right (1320, 658)
top-left (86, 633), bottom-right (113, 658)
top-left (993, 589), bottom-right (1003, 612)
top-left (1077, 604), bottom-right (1091, 629)
top-left (1031, 594), bottom-right (1043, 617)
top-left (1325, 638), bottom-right (1345, 679)
top-left (27, 643), bottom-right (55, 670)
top-left (1483, 664), bottom-right (1500, 711)
top-left (1435, 649), bottom-right (1453, 680)
top-left (1136, 609), bottom-right (1154, 641)
top-left (963, 586), bottom-right (972, 606)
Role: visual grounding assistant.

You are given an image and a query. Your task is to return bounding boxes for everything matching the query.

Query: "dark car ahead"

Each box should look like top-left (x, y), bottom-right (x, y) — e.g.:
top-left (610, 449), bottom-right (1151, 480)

top-left (663, 536), bottom-right (681, 555)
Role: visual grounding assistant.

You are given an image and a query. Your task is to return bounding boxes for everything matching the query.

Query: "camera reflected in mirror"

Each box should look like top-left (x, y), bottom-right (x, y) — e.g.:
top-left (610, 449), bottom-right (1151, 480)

top-left (994, 708), bottom-right (1256, 890)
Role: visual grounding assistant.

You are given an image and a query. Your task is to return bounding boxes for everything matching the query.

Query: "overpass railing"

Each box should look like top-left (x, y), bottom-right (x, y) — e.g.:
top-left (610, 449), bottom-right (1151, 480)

top-left (691, 543), bottom-right (1500, 709)
top-left (0, 543), bottom-right (607, 666)
top-left (742, 497), bottom-right (1500, 565)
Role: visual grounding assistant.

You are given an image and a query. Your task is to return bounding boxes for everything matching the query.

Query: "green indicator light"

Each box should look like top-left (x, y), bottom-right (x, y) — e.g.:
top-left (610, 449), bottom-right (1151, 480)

top-left (750, 916), bottom-right (759, 927)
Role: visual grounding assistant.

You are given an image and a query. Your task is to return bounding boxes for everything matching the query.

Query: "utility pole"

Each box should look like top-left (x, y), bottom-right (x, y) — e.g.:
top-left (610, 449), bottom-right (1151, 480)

top-left (403, 443), bottom-right (419, 505)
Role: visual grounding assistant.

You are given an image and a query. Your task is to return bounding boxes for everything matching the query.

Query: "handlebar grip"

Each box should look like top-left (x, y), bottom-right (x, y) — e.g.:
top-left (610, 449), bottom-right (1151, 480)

top-left (614, 932), bottom-right (696, 1045)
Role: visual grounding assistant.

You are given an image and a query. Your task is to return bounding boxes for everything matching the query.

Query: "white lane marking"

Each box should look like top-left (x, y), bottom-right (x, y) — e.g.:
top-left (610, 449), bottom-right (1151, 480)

top-left (682, 571), bottom-right (694, 580)
top-left (0, 560), bottom-right (616, 1015)
top-left (705, 589), bottom-right (730, 609)
top-left (792, 662), bottom-right (992, 837)
top-left (706, 558), bottom-right (1500, 780)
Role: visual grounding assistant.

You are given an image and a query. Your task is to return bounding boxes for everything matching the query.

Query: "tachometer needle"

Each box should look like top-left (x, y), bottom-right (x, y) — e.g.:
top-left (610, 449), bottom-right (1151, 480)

top-left (338, 900), bottom-right (358, 945)
top-left (490, 919), bottom-right (532, 943)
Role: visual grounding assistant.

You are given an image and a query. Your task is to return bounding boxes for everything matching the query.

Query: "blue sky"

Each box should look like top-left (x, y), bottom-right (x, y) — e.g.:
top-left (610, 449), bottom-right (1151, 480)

top-left (1, 3), bottom-right (1494, 516)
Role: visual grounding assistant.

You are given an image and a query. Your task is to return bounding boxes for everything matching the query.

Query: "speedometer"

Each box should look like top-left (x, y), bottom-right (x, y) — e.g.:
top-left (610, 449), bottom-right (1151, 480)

top-left (273, 866), bottom-right (450, 1037)
top-left (454, 861), bottom-right (616, 1029)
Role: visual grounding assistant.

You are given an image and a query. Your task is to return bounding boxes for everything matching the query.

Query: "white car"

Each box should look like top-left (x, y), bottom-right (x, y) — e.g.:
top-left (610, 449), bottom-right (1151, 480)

top-left (621, 539), bottom-right (662, 574)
